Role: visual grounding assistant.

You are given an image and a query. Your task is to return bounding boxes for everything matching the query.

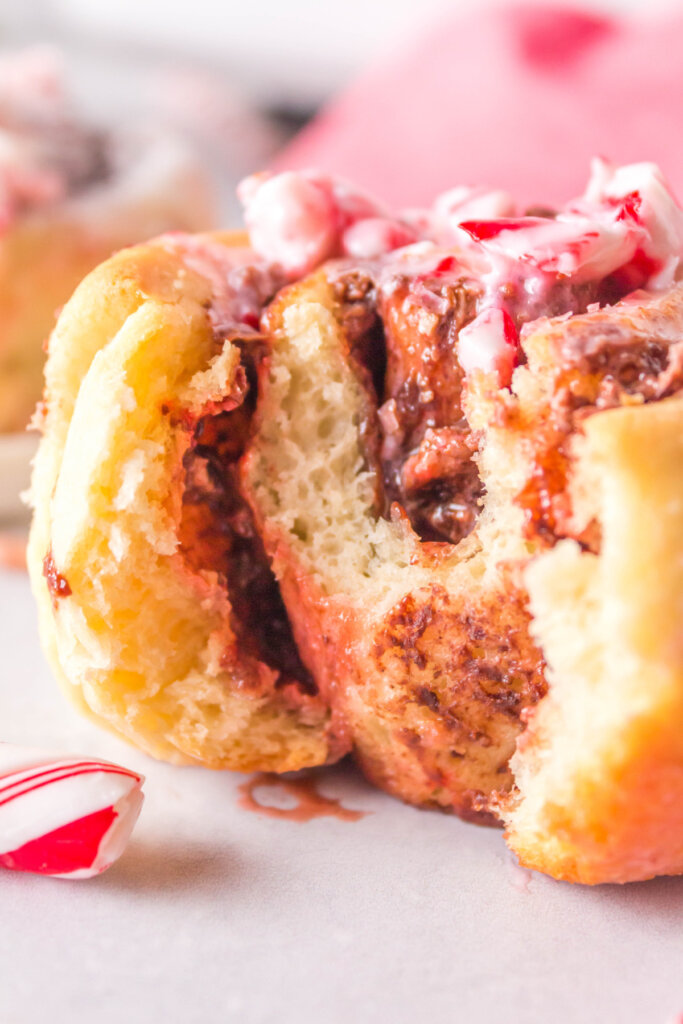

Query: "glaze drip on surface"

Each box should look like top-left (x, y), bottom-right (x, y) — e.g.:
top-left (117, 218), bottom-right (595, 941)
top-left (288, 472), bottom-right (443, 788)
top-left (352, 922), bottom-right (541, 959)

top-left (237, 773), bottom-right (368, 822)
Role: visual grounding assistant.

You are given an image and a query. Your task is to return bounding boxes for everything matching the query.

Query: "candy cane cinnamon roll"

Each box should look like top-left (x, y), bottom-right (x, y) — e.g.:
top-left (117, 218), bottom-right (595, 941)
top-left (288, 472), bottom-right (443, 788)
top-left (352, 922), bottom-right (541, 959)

top-left (240, 161), bottom-right (683, 878)
top-left (29, 160), bottom-right (683, 882)
top-left (0, 47), bottom-right (214, 434)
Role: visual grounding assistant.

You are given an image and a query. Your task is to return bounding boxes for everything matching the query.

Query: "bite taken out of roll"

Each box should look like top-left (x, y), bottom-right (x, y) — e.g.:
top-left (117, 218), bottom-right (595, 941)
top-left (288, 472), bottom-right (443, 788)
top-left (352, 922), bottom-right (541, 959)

top-left (28, 159), bottom-right (683, 883)
top-left (242, 271), bottom-right (683, 879)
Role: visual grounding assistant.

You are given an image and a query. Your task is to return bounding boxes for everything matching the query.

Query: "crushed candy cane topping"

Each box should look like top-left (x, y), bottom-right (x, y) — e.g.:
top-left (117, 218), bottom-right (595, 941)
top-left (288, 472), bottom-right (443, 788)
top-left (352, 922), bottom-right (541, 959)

top-left (238, 168), bottom-right (418, 274)
top-left (458, 307), bottom-right (518, 383)
top-left (239, 159), bottom-right (683, 384)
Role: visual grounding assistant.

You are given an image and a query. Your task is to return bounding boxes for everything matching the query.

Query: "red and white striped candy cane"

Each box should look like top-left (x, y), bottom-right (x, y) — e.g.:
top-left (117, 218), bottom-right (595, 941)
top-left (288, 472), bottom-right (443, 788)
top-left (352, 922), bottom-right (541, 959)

top-left (0, 745), bottom-right (144, 879)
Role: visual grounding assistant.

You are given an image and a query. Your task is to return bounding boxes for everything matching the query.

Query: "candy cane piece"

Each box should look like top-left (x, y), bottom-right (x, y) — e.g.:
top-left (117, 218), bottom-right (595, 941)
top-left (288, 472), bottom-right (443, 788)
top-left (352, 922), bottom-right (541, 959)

top-left (0, 745), bottom-right (144, 878)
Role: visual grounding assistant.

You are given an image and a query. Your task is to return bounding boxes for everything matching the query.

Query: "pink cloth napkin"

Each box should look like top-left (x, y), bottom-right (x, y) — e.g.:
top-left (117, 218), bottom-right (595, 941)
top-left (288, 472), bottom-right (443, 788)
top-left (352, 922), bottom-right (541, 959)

top-left (275, 4), bottom-right (683, 208)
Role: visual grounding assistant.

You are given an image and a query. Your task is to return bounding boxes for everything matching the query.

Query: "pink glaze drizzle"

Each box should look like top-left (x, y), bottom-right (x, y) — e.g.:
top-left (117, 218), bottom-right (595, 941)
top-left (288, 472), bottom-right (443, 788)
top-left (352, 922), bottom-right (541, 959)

top-left (159, 232), bottom-right (286, 334)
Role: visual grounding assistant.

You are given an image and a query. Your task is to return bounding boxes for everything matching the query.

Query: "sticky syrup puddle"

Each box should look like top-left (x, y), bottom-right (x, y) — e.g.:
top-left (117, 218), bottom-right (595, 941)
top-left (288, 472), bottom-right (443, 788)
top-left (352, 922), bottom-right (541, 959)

top-left (237, 773), bottom-right (368, 823)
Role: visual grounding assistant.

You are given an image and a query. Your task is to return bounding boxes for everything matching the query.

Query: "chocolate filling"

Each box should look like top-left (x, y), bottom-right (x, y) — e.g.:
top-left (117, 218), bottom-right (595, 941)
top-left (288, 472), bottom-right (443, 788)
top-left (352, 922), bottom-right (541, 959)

top-left (176, 259), bottom-right (683, 702)
top-left (515, 319), bottom-right (683, 550)
top-left (330, 260), bottom-right (683, 555)
top-left (331, 264), bottom-right (485, 545)
top-left (377, 272), bottom-right (483, 544)
top-left (178, 346), bottom-right (317, 695)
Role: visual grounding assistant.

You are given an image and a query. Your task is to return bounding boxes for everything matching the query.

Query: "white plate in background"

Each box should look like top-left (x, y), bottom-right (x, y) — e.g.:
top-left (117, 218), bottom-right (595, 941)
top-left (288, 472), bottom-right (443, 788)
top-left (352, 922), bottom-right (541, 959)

top-left (0, 432), bottom-right (38, 520)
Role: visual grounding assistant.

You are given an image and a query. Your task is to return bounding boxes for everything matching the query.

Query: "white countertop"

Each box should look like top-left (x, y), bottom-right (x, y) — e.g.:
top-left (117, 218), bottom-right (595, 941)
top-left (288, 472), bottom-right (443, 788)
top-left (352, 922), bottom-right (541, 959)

top-left (0, 564), bottom-right (681, 1024)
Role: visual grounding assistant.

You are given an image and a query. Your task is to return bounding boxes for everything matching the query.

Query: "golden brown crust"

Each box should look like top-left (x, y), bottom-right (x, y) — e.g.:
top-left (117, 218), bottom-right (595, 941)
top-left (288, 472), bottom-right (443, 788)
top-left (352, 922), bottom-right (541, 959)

top-left (502, 396), bottom-right (683, 883)
top-left (27, 228), bottom-right (683, 882)
top-left (243, 276), bottom-right (683, 873)
top-left (242, 276), bottom-right (546, 822)
top-left (27, 232), bottom-right (345, 771)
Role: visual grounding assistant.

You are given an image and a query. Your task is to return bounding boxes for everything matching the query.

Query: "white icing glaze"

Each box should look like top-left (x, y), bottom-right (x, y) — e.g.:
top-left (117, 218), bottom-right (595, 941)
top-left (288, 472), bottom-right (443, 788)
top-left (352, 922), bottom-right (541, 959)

top-left (431, 184), bottom-right (516, 240)
top-left (580, 157), bottom-right (683, 272)
top-left (458, 307), bottom-right (517, 385)
top-left (455, 215), bottom-right (638, 282)
top-left (160, 232), bottom-right (286, 336)
top-left (240, 161), bottom-right (683, 379)
top-left (342, 216), bottom-right (418, 259)
top-left (239, 169), bottom-right (391, 274)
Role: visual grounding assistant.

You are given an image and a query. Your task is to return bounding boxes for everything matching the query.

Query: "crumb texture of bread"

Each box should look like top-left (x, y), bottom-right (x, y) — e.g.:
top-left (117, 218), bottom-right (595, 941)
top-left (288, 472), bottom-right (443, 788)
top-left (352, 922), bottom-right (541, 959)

top-left (28, 229), bottom-right (683, 881)
top-left (27, 236), bottom-right (341, 771)
top-left (502, 396), bottom-right (683, 883)
top-left (244, 276), bottom-right (683, 859)
top-left (243, 275), bottom-right (546, 822)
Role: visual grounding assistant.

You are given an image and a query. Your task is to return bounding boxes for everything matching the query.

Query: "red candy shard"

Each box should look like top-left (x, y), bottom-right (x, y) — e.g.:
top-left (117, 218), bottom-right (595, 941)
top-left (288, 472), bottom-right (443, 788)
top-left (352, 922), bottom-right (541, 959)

top-left (42, 550), bottom-right (71, 605)
top-left (0, 805), bottom-right (117, 875)
top-left (458, 217), bottom-right (548, 241)
top-left (0, 746), bottom-right (145, 879)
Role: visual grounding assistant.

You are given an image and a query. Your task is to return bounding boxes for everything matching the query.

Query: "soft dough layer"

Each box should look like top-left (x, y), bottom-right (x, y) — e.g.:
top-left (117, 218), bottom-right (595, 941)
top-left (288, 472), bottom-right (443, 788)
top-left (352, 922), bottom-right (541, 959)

top-left (242, 275), bottom-right (683, 876)
top-left (27, 235), bottom-right (346, 771)
top-left (242, 274), bottom-right (546, 823)
top-left (27, 227), bottom-right (683, 883)
top-left (502, 398), bottom-right (683, 883)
